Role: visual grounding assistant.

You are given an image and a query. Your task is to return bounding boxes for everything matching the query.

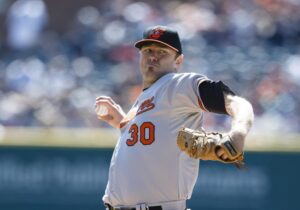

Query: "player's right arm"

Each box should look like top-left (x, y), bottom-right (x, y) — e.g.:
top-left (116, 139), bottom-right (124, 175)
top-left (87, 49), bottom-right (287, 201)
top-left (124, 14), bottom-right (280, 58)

top-left (95, 96), bottom-right (126, 129)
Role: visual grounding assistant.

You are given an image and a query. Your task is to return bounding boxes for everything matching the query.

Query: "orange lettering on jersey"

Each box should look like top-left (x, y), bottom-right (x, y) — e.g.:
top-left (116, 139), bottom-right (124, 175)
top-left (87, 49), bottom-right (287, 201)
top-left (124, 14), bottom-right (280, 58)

top-left (136, 96), bottom-right (155, 116)
top-left (126, 124), bottom-right (139, 146)
top-left (119, 97), bottom-right (155, 129)
top-left (126, 122), bottom-right (155, 146)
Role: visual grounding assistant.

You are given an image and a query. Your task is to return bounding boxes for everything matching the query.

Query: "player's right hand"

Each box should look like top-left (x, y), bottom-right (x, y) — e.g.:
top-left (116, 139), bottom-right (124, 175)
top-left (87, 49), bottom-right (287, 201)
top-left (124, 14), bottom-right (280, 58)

top-left (95, 96), bottom-right (126, 129)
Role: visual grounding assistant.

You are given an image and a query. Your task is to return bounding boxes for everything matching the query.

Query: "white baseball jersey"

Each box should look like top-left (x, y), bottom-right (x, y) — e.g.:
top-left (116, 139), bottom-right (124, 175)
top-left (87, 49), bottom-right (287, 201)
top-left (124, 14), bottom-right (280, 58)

top-left (103, 73), bottom-right (208, 208)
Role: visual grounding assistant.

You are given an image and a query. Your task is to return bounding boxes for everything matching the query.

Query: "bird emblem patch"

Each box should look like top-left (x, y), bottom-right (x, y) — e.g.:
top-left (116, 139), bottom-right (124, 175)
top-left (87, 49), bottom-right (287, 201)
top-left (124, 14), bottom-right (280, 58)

top-left (149, 28), bottom-right (165, 39)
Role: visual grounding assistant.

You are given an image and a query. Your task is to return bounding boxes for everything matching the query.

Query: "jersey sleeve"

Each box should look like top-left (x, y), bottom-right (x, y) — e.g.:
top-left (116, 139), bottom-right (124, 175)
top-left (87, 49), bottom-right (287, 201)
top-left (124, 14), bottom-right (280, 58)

top-left (198, 80), bottom-right (236, 115)
top-left (168, 73), bottom-right (208, 114)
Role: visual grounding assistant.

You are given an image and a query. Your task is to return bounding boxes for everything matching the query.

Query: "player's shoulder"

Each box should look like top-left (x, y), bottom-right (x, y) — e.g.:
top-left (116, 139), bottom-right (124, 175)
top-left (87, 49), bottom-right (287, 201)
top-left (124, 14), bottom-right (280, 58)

top-left (171, 72), bottom-right (208, 83)
top-left (163, 72), bottom-right (208, 99)
top-left (162, 72), bottom-right (208, 93)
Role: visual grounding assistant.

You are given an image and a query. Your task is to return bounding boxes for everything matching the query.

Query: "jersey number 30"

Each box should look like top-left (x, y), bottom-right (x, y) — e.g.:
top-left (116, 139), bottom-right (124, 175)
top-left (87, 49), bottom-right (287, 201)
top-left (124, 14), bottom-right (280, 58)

top-left (126, 122), bottom-right (155, 146)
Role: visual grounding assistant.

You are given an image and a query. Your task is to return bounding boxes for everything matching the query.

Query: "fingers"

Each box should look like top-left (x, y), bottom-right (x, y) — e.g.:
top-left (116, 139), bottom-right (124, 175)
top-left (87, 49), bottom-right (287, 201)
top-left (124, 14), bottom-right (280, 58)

top-left (96, 96), bottom-right (115, 105)
top-left (94, 96), bottom-right (113, 119)
top-left (97, 114), bottom-right (113, 121)
top-left (95, 96), bottom-right (125, 128)
top-left (96, 96), bottom-right (111, 100)
top-left (95, 96), bottom-right (116, 110)
top-left (95, 96), bottom-right (119, 122)
top-left (216, 147), bottom-right (229, 160)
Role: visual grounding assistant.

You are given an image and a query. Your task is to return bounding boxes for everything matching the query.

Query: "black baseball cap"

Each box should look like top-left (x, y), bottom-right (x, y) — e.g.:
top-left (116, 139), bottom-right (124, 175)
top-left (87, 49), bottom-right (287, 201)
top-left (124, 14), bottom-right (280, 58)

top-left (134, 25), bottom-right (182, 54)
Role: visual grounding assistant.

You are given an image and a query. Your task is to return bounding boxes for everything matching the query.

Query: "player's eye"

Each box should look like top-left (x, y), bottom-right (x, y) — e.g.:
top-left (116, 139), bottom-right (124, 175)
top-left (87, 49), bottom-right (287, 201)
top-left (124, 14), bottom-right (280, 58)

top-left (158, 50), bottom-right (168, 56)
top-left (142, 48), bottom-right (152, 54)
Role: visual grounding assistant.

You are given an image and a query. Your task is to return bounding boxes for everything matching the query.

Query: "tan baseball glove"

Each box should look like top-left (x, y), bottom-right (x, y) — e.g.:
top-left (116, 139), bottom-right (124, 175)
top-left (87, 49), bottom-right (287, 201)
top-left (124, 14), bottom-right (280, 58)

top-left (177, 127), bottom-right (244, 168)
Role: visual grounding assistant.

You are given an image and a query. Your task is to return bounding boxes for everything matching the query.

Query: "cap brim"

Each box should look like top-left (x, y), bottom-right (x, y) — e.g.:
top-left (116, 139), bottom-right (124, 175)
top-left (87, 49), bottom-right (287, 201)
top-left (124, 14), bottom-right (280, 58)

top-left (134, 39), bottom-right (179, 53)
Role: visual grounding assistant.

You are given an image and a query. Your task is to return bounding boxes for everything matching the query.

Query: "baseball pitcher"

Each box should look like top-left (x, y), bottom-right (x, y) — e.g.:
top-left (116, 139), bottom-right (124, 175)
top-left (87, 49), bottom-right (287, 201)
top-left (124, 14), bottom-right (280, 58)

top-left (95, 26), bottom-right (254, 210)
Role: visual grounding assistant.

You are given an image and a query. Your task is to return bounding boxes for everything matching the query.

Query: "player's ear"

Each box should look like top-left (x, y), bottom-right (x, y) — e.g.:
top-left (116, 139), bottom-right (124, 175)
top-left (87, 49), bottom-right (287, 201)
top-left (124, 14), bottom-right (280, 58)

top-left (174, 54), bottom-right (184, 71)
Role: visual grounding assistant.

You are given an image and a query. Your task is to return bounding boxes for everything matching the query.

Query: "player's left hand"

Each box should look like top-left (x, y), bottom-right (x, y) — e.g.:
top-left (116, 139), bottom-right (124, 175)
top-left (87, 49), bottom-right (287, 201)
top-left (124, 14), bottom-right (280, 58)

top-left (215, 147), bottom-right (229, 160)
top-left (215, 131), bottom-right (245, 161)
top-left (177, 127), bottom-right (245, 168)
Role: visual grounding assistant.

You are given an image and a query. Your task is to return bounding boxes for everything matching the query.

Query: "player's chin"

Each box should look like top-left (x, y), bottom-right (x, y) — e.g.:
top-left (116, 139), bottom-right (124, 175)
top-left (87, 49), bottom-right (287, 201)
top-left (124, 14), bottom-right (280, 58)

top-left (143, 71), bottom-right (159, 81)
top-left (144, 71), bottom-right (156, 79)
top-left (144, 67), bottom-right (157, 76)
top-left (147, 65), bottom-right (158, 71)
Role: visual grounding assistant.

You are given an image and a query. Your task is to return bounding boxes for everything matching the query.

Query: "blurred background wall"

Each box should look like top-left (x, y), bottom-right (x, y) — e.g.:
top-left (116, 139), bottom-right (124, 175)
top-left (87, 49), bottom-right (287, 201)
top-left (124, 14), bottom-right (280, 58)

top-left (0, 0), bottom-right (299, 209)
top-left (0, 0), bottom-right (299, 132)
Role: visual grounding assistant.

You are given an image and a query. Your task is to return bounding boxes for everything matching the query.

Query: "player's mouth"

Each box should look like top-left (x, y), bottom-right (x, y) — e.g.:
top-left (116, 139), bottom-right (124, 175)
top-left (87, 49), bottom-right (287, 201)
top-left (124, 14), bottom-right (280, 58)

top-left (147, 62), bottom-right (159, 68)
top-left (147, 66), bottom-right (156, 72)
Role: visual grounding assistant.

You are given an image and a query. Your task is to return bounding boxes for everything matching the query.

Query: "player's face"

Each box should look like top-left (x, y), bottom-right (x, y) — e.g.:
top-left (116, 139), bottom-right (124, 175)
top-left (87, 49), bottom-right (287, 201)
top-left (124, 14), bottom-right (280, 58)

top-left (139, 43), bottom-right (183, 88)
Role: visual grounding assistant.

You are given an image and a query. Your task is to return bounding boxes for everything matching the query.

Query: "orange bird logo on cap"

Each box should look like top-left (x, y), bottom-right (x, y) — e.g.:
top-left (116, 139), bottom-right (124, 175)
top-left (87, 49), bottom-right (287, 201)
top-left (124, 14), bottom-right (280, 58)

top-left (149, 28), bottom-right (165, 39)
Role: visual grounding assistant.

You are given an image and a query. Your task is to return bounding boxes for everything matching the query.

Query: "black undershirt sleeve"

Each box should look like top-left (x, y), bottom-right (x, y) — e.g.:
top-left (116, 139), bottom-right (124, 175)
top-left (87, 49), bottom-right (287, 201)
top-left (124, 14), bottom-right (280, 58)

top-left (198, 80), bottom-right (236, 115)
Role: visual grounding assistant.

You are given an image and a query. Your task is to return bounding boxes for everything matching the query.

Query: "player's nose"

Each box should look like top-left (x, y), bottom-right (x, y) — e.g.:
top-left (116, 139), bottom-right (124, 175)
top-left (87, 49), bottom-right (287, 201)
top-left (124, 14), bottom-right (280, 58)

top-left (148, 54), bottom-right (159, 61)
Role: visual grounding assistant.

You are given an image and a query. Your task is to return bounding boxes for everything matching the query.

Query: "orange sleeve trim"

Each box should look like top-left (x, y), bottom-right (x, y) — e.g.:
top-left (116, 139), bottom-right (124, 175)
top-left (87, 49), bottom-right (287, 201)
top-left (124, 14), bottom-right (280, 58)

top-left (197, 79), bottom-right (209, 112)
top-left (198, 97), bottom-right (207, 112)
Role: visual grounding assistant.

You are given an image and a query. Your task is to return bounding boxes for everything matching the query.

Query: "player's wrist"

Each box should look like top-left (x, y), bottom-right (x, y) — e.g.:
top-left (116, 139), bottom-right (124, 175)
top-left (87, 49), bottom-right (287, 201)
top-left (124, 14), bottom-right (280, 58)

top-left (228, 130), bottom-right (246, 152)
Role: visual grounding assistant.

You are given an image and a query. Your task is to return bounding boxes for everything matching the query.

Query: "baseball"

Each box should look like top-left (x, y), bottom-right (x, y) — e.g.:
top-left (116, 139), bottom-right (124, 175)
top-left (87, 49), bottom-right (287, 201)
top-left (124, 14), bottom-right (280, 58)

top-left (96, 105), bottom-right (108, 116)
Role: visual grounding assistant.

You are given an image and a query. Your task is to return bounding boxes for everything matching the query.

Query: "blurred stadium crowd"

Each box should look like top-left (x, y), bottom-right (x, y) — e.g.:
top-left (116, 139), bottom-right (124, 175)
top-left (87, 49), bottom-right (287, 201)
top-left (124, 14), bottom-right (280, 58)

top-left (0, 0), bottom-right (299, 133)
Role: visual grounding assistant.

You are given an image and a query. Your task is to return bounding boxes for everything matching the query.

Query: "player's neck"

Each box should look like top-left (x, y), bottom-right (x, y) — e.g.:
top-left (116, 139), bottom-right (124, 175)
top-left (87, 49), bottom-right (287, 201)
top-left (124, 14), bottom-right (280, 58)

top-left (142, 82), bottom-right (153, 90)
top-left (142, 76), bottom-right (162, 89)
top-left (142, 72), bottom-right (174, 89)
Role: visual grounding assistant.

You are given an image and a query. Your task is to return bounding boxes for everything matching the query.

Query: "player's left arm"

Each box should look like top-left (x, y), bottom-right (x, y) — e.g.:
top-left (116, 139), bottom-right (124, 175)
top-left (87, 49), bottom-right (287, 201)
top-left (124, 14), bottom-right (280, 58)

top-left (198, 80), bottom-right (254, 161)
top-left (217, 93), bottom-right (254, 160)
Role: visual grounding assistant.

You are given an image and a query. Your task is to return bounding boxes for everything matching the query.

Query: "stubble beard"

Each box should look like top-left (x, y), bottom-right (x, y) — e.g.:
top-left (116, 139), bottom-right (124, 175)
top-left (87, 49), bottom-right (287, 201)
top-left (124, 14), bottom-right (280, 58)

top-left (143, 66), bottom-right (173, 87)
